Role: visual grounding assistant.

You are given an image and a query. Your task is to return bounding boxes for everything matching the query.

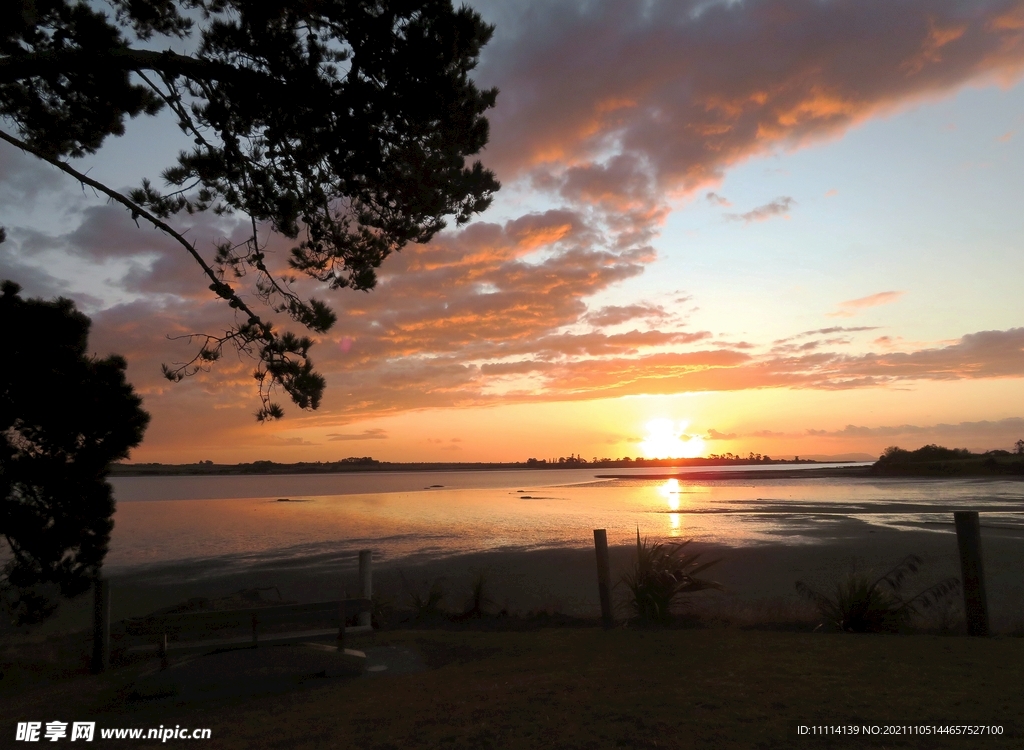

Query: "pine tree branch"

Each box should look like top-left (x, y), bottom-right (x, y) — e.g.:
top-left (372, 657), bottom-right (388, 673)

top-left (0, 47), bottom-right (275, 88)
top-left (0, 128), bottom-right (268, 337)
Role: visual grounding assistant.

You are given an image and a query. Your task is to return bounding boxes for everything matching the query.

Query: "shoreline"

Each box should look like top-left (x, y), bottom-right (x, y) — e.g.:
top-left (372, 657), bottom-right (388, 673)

top-left (595, 467), bottom-right (873, 480)
top-left (29, 523), bottom-right (1024, 637)
top-left (108, 459), bottom-right (851, 477)
top-left (109, 462), bottom-right (1024, 481)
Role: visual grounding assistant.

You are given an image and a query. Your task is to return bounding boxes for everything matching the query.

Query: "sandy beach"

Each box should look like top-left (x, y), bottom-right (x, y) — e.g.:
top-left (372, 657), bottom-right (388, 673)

top-left (79, 522), bottom-right (1021, 635)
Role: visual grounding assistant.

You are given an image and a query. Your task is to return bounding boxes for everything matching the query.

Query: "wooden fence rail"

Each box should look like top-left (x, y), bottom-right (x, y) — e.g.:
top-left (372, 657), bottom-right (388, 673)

top-left (94, 549), bottom-right (375, 672)
top-left (121, 597), bottom-right (372, 666)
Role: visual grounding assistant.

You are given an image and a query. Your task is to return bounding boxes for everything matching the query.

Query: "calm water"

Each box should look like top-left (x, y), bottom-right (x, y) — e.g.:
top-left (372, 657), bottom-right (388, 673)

top-left (106, 465), bottom-right (1024, 572)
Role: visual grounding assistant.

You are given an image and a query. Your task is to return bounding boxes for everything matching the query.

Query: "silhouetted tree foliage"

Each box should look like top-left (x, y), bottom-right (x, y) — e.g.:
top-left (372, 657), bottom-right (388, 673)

top-left (0, 281), bottom-right (149, 624)
top-left (878, 444), bottom-right (972, 464)
top-left (0, 0), bottom-right (499, 420)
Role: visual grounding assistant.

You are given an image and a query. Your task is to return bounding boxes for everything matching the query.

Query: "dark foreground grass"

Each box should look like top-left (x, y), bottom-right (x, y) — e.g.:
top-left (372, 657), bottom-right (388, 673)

top-left (3, 628), bottom-right (1023, 749)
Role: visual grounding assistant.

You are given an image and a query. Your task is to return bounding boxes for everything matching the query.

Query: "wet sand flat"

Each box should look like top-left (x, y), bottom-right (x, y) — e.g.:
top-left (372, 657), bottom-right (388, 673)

top-left (90, 522), bottom-right (1024, 634)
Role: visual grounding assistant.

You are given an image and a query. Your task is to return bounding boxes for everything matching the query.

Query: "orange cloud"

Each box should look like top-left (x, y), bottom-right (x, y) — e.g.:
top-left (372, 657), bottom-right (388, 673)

top-left (991, 5), bottom-right (1024, 30)
top-left (725, 196), bottom-right (795, 223)
top-left (827, 291), bottom-right (905, 317)
top-left (480, 0), bottom-right (1024, 213)
top-left (584, 304), bottom-right (670, 327)
top-left (327, 429), bottom-right (389, 441)
top-left (903, 18), bottom-right (969, 74)
top-left (806, 417), bottom-right (1024, 451)
top-left (842, 291), bottom-right (905, 308)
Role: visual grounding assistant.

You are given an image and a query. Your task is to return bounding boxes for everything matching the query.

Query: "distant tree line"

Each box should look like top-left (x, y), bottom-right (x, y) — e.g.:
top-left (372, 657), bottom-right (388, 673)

top-left (871, 442), bottom-right (1024, 477)
top-left (878, 442), bottom-right (1024, 465)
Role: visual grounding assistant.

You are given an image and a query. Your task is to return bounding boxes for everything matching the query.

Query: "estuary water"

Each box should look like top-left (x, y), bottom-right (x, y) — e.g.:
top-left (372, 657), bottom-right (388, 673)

top-left (106, 465), bottom-right (1024, 573)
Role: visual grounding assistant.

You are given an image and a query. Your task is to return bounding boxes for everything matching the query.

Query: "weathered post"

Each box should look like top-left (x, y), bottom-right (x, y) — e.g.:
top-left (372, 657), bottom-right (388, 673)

top-left (593, 529), bottom-right (613, 629)
top-left (358, 550), bottom-right (373, 627)
top-left (954, 511), bottom-right (990, 637)
top-left (90, 577), bottom-right (110, 674)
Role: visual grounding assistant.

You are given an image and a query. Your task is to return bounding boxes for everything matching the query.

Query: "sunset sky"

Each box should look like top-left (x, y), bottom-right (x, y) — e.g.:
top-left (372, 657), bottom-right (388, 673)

top-left (3, 0), bottom-right (1024, 463)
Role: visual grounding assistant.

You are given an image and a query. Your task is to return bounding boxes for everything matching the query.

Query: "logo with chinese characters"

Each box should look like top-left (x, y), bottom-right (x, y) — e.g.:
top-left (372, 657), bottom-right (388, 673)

top-left (16, 722), bottom-right (95, 742)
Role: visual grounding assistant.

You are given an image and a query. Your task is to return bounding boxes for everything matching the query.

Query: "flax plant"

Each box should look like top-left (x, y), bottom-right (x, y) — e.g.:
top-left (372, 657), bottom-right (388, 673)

top-left (796, 555), bottom-right (961, 633)
top-left (620, 530), bottom-right (722, 624)
top-left (462, 573), bottom-right (496, 619)
top-left (399, 573), bottom-right (447, 621)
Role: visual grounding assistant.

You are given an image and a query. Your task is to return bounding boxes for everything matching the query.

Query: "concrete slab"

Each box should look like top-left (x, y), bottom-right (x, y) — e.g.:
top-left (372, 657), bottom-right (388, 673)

top-left (131, 643), bottom-right (365, 701)
top-left (129, 640), bottom-right (428, 704)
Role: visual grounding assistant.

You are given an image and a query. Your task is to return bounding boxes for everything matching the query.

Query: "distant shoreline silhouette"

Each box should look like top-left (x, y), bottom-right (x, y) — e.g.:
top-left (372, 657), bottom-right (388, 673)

top-left (109, 455), bottom-right (843, 477)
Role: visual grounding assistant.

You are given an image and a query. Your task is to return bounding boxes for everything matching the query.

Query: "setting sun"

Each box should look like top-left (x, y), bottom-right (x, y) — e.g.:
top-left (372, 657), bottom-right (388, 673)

top-left (639, 419), bottom-right (706, 459)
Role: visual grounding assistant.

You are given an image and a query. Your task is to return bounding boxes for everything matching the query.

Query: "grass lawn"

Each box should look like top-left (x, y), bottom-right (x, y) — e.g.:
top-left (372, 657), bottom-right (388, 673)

top-left (2, 627), bottom-right (1022, 748)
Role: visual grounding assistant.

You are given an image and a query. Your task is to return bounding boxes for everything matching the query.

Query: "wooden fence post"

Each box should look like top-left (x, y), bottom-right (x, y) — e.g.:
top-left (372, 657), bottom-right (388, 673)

top-left (358, 550), bottom-right (372, 627)
top-left (593, 530), bottom-right (613, 629)
top-left (90, 577), bottom-right (110, 674)
top-left (954, 511), bottom-right (990, 637)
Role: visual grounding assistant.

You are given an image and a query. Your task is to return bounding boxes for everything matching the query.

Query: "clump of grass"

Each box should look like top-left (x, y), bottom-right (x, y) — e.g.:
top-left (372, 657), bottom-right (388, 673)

top-left (412, 581), bottom-right (446, 618)
top-left (619, 529), bottom-right (722, 625)
top-left (796, 555), bottom-right (960, 633)
top-left (460, 572), bottom-right (495, 619)
top-left (399, 573), bottom-right (448, 621)
top-left (370, 589), bottom-right (396, 629)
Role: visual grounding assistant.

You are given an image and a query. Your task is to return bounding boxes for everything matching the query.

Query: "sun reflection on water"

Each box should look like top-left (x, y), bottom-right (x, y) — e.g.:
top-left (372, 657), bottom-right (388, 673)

top-left (659, 479), bottom-right (683, 535)
top-left (658, 478), bottom-right (681, 509)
